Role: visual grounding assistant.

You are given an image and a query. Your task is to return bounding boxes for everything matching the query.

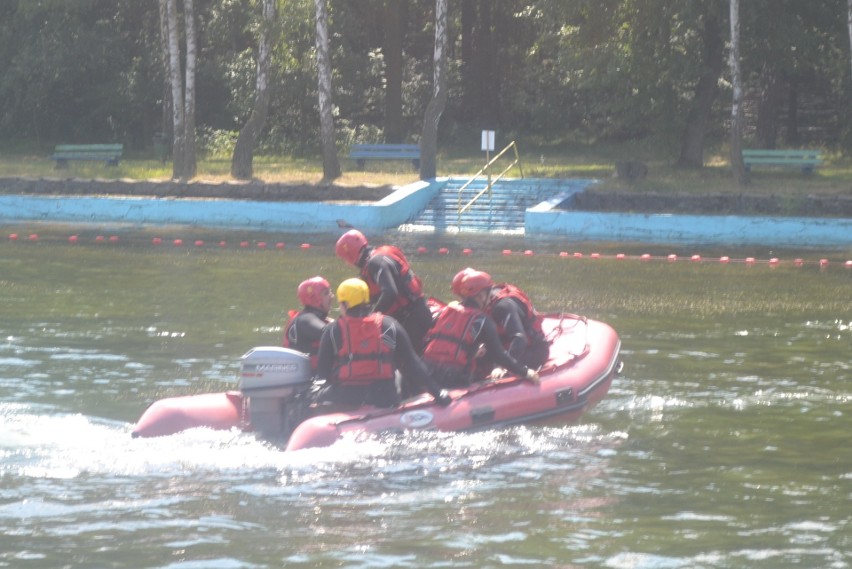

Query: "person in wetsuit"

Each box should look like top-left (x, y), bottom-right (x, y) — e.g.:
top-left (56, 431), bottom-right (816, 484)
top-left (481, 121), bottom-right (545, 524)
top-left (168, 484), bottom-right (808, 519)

top-left (312, 278), bottom-right (450, 409)
top-left (335, 229), bottom-right (433, 352)
top-left (282, 276), bottom-right (333, 370)
top-left (455, 268), bottom-right (551, 372)
top-left (421, 268), bottom-right (540, 388)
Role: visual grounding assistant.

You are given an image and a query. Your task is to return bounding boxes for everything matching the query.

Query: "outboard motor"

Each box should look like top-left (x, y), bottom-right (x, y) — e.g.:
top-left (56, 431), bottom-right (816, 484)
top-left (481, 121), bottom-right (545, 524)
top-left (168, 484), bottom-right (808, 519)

top-left (239, 347), bottom-right (312, 441)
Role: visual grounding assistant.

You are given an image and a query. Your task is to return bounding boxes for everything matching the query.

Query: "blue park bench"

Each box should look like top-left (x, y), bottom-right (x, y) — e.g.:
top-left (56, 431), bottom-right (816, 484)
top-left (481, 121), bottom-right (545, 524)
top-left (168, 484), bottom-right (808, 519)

top-left (51, 144), bottom-right (124, 168)
top-left (742, 149), bottom-right (823, 175)
top-left (348, 143), bottom-right (420, 170)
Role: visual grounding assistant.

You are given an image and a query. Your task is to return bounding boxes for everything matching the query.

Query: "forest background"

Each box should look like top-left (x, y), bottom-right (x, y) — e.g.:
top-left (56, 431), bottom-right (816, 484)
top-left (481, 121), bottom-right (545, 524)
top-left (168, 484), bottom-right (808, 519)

top-left (1, 0), bottom-right (851, 197)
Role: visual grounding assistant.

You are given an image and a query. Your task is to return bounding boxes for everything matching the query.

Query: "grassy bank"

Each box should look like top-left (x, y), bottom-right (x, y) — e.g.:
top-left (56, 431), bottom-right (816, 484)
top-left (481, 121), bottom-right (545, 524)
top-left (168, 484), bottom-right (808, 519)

top-left (1, 140), bottom-right (850, 198)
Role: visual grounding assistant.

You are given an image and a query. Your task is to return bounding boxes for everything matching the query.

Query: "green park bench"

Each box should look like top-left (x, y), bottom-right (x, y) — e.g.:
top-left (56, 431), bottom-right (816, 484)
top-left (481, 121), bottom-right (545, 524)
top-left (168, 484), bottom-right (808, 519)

top-left (51, 144), bottom-right (124, 168)
top-left (349, 143), bottom-right (420, 170)
top-left (742, 149), bottom-right (823, 175)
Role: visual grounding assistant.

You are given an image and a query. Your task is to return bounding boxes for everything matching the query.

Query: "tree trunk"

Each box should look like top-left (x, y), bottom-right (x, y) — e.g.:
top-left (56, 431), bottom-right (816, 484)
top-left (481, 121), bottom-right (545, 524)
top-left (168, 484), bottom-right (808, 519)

top-left (848, 0), bottom-right (852, 82)
top-left (477, 0), bottom-right (497, 125)
top-left (755, 63), bottom-right (781, 148)
top-left (315, 0), bottom-right (341, 183)
top-left (728, 0), bottom-right (748, 186)
top-left (158, 0), bottom-right (173, 161)
top-left (785, 76), bottom-right (800, 146)
top-left (460, 0), bottom-right (476, 119)
top-left (677, 9), bottom-right (723, 168)
top-left (419, 0), bottom-right (448, 180)
top-left (232, 0), bottom-right (278, 180)
top-left (182, 0), bottom-right (197, 180)
top-left (383, 0), bottom-right (404, 143)
top-left (164, 0), bottom-right (185, 180)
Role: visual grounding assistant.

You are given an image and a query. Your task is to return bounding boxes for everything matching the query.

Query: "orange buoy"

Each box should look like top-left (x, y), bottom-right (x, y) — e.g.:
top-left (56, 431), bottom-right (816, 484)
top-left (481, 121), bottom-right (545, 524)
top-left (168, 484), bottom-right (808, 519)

top-left (462, 248), bottom-right (472, 255)
top-left (524, 250), bottom-right (534, 256)
top-left (240, 241), bottom-right (250, 248)
top-left (640, 253), bottom-right (651, 261)
top-left (745, 257), bottom-right (756, 265)
top-left (109, 236), bottom-right (119, 243)
top-left (152, 237), bottom-right (163, 245)
top-left (173, 239), bottom-right (183, 246)
top-left (559, 251), bottom-right (569, 257)
top-left (667, 254), bottom-right (677, 262)
top-left (590, 253), bottom-right (601, 259)
top-left (719, 256), bottom-right (730, 263)
top-left (417, 247), bottom-right (428, 254)
top-left (218, 241), bottom-right (228, 248)
top-left (616, 253), bottom-right (625, 260)
top-left (502, 249), bottom-right (512, 256)
top-left (690, 254), bottom-right (701, 262)
top-left (194, 240), bottom-right (204, 247)
top-left (794, 258), bottom-right (804, 267)
top-left (438, 247), bottom-right (449, 255)
top-left (68, 235), bottom-right (79, 243)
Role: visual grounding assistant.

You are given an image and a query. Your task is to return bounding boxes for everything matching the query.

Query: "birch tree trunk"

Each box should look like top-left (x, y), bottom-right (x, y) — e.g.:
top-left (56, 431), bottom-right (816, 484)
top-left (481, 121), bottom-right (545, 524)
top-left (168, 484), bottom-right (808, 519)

top-left (157, 0), bottom-right (173, 161)
top-left (419, 0), bottom-right (448, 180)
top-left (728, 0), bottom-right (748, 186)
top-left (232, 0), bottom-right (278, 180)
top-left (383, 0), bottom-right (404, 143)
top-left (164, 0), bottom-right (185, 180)
top-left (182, 0), bottom-right (197, 180)
top-left (315, 0), bottom-right (341, 183)
top-left (848, 0), bottom-right (852, 81)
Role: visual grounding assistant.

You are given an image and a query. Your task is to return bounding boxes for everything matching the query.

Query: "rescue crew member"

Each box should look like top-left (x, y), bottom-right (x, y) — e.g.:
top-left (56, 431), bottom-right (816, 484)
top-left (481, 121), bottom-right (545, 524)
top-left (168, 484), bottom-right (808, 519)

top-left (313, 278), bottom-right (451, 409)
top-left (282, 276), bottom-right (333, 369)
top-left (422, 269), bottom-right (540, 388)
top-left (335, 229), bottom-right (432, 352)
top-left (456, 268), bottom-right (551, 371)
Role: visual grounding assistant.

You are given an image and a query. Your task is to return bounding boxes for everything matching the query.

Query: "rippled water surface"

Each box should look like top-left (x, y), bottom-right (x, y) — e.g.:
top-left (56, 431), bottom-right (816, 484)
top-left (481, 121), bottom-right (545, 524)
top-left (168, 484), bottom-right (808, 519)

top-left (1, 228), bottom-right (849, 568)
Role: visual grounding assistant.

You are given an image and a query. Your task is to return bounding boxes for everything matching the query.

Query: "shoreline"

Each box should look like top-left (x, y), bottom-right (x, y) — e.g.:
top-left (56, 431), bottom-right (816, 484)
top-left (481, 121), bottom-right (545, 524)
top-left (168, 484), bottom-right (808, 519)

top-left (2, 176), bottom-right (851, 248)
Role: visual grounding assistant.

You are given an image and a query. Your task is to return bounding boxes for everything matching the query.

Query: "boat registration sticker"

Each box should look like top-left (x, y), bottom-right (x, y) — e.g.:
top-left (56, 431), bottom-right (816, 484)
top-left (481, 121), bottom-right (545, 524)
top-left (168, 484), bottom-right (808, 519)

top-left (399, 410), bottom-right (434, 429)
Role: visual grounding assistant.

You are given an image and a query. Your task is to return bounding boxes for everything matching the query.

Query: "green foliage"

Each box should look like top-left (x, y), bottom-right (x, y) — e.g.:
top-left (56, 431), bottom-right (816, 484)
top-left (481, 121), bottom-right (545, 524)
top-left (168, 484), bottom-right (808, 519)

top-left (0, 0), bottom-right (849, 160)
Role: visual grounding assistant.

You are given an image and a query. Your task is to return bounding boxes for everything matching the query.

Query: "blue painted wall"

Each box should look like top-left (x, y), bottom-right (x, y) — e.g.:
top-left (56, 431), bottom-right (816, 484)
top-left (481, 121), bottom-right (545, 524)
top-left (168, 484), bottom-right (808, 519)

top-left (525, 209), bottom-right (852, 247)
top-left (2, 177), bottom-right (850, 247)
top-left (0, 179), bottom-right (444, 235)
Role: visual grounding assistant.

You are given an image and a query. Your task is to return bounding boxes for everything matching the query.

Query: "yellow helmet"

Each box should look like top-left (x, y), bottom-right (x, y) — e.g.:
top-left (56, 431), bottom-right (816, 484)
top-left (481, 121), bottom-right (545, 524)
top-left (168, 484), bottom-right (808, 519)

top-left (336, 278), bottom-right (370, 308)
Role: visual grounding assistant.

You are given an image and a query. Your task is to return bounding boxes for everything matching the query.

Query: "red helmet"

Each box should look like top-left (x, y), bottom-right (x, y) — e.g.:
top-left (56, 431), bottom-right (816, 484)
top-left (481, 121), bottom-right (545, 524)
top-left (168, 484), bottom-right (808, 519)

top-left (458, 269), bottom-right (493, 298)
top-left (335, 229), bottom-right (368, 265)
top-left (451, 267), bottom-right (475, 297)
top-left (297, 276), bottom-right (330, 309)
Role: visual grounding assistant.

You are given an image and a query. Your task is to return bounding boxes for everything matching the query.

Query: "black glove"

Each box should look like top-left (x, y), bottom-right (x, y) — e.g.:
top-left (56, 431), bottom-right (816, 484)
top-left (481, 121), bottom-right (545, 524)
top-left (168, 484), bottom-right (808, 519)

top-left (433, 389), bottom-right (452, 407)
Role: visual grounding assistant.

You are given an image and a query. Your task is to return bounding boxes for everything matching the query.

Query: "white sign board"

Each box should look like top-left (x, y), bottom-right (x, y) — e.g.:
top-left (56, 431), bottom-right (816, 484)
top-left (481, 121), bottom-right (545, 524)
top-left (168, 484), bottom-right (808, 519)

top-left (481, 130), bottom-right (495, 152)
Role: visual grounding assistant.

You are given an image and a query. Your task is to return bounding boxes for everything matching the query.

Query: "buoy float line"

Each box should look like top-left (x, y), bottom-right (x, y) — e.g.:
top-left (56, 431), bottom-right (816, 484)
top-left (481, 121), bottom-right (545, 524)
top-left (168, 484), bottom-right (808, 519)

top-left (5, 231), bottom-right (850, 269)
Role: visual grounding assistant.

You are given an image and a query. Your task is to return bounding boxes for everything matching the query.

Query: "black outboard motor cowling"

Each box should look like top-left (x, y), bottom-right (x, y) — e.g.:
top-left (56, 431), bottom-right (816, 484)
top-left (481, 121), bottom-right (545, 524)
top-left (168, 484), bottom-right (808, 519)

top-left (239, 347), bottom-right (313, 441)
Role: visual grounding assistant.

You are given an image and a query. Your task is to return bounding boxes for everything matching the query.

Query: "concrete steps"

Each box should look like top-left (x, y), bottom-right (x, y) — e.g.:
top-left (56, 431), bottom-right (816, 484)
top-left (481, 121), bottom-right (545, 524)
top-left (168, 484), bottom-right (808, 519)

top-left (406, 177), bottom-right (578, 232)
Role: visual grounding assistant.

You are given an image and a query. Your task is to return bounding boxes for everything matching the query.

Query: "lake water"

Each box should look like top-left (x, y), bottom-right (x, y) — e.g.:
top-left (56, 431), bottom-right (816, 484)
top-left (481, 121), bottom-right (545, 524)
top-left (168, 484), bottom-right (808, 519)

top-left (1, 226), bottom-right (850, 568)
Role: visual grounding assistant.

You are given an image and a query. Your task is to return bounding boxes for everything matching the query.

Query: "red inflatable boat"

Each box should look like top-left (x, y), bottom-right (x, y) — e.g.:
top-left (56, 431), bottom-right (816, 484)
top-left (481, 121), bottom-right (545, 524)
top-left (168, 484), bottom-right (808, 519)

top-left (132, 312), bottom-right (621, 451)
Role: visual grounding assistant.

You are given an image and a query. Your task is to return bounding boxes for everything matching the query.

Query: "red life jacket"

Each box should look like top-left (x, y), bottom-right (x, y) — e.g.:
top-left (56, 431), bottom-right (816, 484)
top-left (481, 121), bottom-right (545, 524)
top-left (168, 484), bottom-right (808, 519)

top-left (283, 309), bottom-right (325, 369)
top-left (422, 303), bottom-right (483, 371)
top-left (360, 245), bottom-right (424, 315)
top-left (485, 283), bottom-right (545, 340)
top-left (334, 313), bottom-right (395, 386)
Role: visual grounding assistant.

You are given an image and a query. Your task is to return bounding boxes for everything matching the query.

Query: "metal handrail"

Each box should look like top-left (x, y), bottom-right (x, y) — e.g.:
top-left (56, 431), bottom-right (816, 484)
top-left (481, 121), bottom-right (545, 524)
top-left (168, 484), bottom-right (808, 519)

top-left (456, 141), bottom-right (523, 228)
